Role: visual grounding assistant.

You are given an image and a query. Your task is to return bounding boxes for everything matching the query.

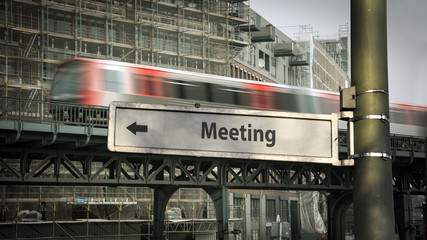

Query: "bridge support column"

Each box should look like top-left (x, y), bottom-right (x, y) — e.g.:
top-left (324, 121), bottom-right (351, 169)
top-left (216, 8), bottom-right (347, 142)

top-left (152, 186), bottom-right (179, 240)
top-left (204, 187), bottom-right (229, 240)
top-left (394, 192), bottom-right (415, 240)
top-left (327, 191), bottom-right (353, 240)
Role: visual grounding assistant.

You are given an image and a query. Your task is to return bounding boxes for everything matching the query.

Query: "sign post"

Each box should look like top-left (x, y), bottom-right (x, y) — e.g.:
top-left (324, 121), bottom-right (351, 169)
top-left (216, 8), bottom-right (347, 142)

top-left (108, 102), bottom-right (340, 165)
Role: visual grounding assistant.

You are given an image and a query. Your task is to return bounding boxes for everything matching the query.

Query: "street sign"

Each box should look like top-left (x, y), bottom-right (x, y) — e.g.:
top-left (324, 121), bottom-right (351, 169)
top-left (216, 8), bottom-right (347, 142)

top-left (108, 102), bottom-right (339, 165)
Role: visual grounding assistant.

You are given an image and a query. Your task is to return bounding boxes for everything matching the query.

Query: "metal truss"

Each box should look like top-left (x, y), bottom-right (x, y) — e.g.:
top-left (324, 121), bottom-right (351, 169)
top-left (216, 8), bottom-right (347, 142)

top-left (165, 219), bottom-right (218, 233)
top-left (0, 97), bottom-right (425, 192)
top-left (393, 157), bottom-right (426, 195)
top-left (0, 126), bottom-right (424, 192)
top-left (0, 146), bottom-right (354, 191)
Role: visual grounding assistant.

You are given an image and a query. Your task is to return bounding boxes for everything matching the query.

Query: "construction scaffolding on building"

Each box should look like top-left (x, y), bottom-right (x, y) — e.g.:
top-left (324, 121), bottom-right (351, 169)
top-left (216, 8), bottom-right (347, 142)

top-left (0, 185), bottom-right (237, 239)
top-left (0, 0), bottom-right (251, 103)
top-left (0, 1), bottom-right (355, 239)
top-left (290, 25), bottom-right (350, 92)
top-left (289, 25), bottom-right (312, 88)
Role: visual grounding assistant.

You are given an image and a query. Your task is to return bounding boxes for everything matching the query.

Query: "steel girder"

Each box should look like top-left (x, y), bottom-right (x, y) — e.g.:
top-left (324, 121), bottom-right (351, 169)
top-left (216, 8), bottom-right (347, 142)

top-left (0, 118), bottom-right (424, 192)
top-left (0, 146), bottom-right (354, 191)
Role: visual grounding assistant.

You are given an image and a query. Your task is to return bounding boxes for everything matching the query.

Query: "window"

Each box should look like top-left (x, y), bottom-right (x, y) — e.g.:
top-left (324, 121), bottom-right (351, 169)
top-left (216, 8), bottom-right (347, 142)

top-left (271, 58), bottom-right (276, 76)
top-left (284, 65), bottom-right (287, 83)
top-left (259, 50), bottom-right (265, 69)
top-left (51, 60), bottom-right (83, 97)
top-left (211, 84), bottom-right (240, 105)
top-left (252, 230), bottom-right (259, 240)
top-left (248, 46), bottom-right (255, 65)
top-left (266, 199), bottom-right (276, 222)
top-left (251, 198), bottom-right (260, 218)
top-left (234, 197), bottom-right (244, 218)
top-left (105, 69), bottom-right (126, 92)
top-left (169, 80), bottom-right (207, 101)
top-left (280, 200), bottom-right (289, 222)
top-left (265, 53), bottom-right (270, 71)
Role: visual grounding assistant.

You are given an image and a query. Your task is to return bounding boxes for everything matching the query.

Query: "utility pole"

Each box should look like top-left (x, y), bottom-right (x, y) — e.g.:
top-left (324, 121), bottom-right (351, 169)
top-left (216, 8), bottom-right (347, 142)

top-left (351, 0), bottom-right (395, 239)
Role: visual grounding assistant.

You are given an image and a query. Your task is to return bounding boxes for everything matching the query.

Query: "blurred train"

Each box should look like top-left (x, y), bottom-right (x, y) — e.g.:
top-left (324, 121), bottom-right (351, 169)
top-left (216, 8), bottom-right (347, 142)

top-left (50, 58), bottom-right (427, 137)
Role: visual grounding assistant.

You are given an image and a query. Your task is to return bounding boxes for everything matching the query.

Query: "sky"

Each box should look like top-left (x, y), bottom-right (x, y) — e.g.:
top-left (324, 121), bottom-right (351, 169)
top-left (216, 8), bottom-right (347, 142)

top-left (250, 0), bottom-right (427, 106)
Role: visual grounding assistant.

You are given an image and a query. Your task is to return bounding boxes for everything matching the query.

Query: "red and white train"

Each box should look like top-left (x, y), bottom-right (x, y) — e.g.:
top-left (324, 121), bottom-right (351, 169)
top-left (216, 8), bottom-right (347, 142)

top-left (50, 58), bottom-right (427, 137)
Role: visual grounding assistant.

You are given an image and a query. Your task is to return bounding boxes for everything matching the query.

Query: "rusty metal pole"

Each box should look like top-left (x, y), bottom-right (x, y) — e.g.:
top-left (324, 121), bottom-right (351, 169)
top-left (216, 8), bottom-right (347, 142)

top-left (351, 0), bottom-right (395, 239)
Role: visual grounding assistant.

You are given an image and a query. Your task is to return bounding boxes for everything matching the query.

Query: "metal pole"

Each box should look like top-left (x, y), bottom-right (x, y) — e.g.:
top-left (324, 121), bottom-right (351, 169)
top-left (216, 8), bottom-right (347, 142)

top-left (351, 0), bottom-right (395, 239)
top-left (53, 203), bottom-right (56, 240)
top-left (119, 204), bottom-right (122, 240)
top-left (86, 204), bottom-right (89, 240)
top-left (424, 137), bottom-right (427, 240)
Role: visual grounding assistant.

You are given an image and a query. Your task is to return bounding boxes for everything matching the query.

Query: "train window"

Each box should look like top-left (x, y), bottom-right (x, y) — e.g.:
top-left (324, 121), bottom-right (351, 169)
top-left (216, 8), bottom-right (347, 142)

top-left (185, 82), bottom-right (208, 101)
top-left (51, 61), bottom-right (83, 97)
top-left (282, 93), bottom-right (298, 112)
top-left (104, 69), bottom-right (126, 93)
top-left (211, 84), bottom-right (241, 105)
top-left (170, 80), bottom-right (207, 101)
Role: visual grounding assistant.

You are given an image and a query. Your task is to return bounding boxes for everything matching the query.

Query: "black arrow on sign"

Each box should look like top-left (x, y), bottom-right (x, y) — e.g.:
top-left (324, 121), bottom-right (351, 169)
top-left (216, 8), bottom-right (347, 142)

top-left (127, 122), bottom-right (148, 135)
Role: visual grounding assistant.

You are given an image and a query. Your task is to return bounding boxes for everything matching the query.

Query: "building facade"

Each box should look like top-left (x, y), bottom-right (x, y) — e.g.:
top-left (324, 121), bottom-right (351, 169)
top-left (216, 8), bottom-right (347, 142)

top-left (0, 1), bottom-right (350, 239)
top-left (0, 0), bottom-right (350, 100)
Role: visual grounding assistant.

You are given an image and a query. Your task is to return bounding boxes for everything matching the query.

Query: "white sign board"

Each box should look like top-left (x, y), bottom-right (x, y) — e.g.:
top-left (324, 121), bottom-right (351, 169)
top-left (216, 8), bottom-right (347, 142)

top-left (108, 102), bottom-right (339, 164)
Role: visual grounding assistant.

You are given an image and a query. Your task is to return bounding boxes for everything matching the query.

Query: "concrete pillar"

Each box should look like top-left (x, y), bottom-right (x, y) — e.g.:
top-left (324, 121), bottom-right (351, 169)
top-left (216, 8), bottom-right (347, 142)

top-left (204, 187), bottom-right (229, 240)
top-left (152, 186), bottom-right (179, 240)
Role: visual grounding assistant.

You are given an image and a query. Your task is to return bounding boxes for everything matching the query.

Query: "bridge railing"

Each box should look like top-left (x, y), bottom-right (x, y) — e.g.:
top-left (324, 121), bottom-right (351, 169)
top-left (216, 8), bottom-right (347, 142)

top-left (391, 134), bottom-right (425, 153)
top-left (0, 97), bottom-right (108, 127)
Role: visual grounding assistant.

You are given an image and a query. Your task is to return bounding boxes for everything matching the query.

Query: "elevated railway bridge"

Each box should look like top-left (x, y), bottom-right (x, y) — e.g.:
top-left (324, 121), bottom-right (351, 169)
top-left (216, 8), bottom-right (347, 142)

top-left (0, 97), bottom-right (425, 240)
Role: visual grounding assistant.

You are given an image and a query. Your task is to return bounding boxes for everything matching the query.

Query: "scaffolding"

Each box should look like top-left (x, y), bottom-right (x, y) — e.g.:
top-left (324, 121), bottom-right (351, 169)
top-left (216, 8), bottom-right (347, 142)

top-left (0, 0), bottom-right (251, 102)
top-left (0, 185), bottom-right (232, 239)
top-left (290, 25), bottom-right (350, 91)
